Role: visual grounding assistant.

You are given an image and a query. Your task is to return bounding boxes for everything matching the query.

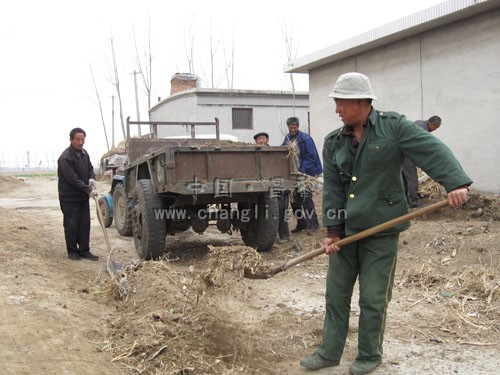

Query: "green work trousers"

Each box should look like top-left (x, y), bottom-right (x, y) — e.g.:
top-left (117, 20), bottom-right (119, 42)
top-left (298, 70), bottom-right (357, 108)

top-left (317, 234), bottom-right (399, 362)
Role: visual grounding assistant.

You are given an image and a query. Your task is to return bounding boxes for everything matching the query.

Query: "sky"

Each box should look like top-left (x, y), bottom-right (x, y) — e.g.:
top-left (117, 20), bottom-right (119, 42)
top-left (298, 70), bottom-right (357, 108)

top-left (0, 0), bottom-right (444, 169)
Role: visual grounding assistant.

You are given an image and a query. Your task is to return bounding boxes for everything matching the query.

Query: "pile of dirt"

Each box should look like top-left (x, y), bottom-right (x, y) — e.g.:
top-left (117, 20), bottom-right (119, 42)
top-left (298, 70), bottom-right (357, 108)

top-left (96, 247), bottom-right (281, 374)
top-left (0, 174), bottom-right (26, 193)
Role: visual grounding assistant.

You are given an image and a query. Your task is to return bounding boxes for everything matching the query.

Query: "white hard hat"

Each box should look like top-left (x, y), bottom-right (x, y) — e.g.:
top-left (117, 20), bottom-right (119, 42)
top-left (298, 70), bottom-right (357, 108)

top-left (328, 72), bottom-right (377, 100)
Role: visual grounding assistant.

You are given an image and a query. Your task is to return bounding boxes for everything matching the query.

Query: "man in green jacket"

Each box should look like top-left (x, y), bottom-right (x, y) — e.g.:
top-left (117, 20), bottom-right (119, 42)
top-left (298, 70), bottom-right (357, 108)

top-left (300, 72), bottom-right (472, 375)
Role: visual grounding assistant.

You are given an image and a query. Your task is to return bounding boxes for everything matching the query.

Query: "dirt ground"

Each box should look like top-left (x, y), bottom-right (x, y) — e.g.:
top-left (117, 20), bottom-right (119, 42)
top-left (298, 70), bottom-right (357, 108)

top-left (0, 175), bottom-right (499, 375)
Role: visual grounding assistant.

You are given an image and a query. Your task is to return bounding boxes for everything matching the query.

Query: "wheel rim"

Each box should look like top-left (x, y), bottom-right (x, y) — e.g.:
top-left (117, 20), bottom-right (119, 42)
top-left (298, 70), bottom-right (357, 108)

top-left (133, 200), bottom-right (143, 242)
top-left (98, 200), bottom-right (108, 223)
top-left (116, 193), bottom-right (124, 227)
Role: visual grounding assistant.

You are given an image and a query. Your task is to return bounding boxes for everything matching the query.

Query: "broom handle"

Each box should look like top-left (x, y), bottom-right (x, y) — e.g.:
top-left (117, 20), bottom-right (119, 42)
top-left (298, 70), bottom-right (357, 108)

top-left (270, 199), bottom-right (449, 275)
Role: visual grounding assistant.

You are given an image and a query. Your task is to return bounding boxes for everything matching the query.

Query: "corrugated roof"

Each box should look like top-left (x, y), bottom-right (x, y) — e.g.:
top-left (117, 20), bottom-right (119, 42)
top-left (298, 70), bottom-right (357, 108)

top-left (286, 0), bottom-right (500, 73)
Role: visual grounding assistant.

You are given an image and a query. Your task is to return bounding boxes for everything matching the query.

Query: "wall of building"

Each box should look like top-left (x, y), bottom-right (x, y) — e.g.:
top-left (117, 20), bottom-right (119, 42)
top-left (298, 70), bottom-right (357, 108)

top-left (309, 9), bottom-right (500, 193)
top-left (150, 90), bottom-right (310, 146)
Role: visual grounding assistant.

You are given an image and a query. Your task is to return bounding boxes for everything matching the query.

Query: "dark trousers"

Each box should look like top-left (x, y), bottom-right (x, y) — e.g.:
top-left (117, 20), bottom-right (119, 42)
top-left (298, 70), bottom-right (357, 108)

top-left (291, 188), bottom-right (319, 230)
top-left (317, 234), bottom-right (399, 362)
top-left (402, 157), bottom-right (419, 206)
top-left (60, 200), bottom-right (91, 255)
top-left (277, 192), bottom-right (290, 239)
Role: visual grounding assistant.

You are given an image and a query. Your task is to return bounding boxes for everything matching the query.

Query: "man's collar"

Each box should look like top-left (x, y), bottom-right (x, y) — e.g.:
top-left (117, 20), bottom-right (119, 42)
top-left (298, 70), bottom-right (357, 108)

top-left (69, 145), bottom-right (86, 156)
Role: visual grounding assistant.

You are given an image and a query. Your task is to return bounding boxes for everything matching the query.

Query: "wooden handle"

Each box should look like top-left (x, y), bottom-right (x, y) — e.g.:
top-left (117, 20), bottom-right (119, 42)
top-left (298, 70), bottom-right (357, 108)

top-left (94, 196), bottom-right (113, 253)
top-left (269, 199), bottom-right (449, 276)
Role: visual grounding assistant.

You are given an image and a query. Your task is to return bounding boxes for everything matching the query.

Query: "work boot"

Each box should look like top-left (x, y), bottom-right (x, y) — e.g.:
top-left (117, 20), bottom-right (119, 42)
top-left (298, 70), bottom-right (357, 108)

top-left (278, 237), bottom-right (289, 244)
top-left (307, 227), bottom-right (319, 236)
top-left (300, 352), bottom-right (339, 370)
top-left (68, 252), bottom-right (80, 261)
top-left (291, 225), bottom-right (306, 233)
top-left (79, 251), bottom-right (99, 261)
top-left (349, 358), bottom-right (382, 374)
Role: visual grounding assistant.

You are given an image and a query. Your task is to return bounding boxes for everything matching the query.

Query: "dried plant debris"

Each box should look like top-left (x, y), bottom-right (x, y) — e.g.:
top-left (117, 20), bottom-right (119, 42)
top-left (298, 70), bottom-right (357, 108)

top-left (97, 250), bottom-right (280, 374)
top-left (203, 245), bottom-right (275, 284)
top-left (398, 264), bottom-right (500, 343)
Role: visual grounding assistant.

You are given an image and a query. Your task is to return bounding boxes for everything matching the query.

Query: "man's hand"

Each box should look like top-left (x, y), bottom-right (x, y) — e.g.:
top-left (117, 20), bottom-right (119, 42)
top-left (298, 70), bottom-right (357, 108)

top-left (89, 178), bottom-right (97, 190)
top-left (447, 187), bottom-right (468, 208)
top-left (90, 190), bottom-right (98, 199)
top-left (324, 236), bottom-right (341, 254)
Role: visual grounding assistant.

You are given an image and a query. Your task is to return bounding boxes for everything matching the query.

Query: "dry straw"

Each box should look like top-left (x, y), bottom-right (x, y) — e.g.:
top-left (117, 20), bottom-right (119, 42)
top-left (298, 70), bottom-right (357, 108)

top-left (98, 247), bottom-right (281, 374)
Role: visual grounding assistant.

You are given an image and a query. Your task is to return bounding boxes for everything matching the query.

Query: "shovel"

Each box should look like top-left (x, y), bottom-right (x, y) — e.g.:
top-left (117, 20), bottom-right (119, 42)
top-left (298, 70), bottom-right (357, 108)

top-left (93, 193), bottom-right (120, 277)
top-left (245, 199), bottom-right (449, 279)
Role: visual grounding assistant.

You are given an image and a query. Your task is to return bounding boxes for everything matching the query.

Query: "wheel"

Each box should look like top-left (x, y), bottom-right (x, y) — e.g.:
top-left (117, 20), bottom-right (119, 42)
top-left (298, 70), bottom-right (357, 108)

top-left (240, 193), bottom-right (279, 252)
top-left (97, 196), bottom-right (113, 228)
top-left (113, 183), bottom-right (133, 236)
top-left (132, 179), bottom-right (166, 260)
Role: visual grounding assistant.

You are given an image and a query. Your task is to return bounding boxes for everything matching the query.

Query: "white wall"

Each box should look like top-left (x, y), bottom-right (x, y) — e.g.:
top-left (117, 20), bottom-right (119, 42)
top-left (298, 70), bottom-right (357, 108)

top-left (150, 91), bottom-right (310, 146)
top-left (309, 9), bottom-right (500, 193)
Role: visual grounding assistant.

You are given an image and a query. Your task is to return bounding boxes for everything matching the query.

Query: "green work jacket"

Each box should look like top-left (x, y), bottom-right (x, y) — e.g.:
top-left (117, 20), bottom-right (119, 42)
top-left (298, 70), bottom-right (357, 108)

top-left (322, 108), bottom-right (472, 236)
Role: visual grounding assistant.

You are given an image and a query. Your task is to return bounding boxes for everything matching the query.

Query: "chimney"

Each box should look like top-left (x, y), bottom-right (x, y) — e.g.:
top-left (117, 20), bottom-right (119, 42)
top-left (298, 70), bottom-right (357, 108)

top-left (170, 73), bottom-right (199, 95)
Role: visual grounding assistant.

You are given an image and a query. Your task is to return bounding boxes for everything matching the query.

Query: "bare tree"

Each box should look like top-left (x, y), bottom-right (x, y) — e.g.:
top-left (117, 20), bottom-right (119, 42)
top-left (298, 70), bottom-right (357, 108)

top-left (133, 18), bottom-right (154, 114)
top-left (107, 36), bottom-right (127, 139)
top-left (184, 18), bottom-right (195, 74)
top-left (89, 64), bottom-right (110, 152)
top-left (208, 18), bottom-right (223, 88)
top-left (282, 23), bottom-right (299, 99)
top-left (222, 25), bottom-right (235, 89)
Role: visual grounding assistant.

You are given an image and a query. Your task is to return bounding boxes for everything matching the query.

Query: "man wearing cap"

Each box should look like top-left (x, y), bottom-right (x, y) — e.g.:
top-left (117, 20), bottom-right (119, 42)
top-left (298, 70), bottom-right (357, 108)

top-left (281, 117), bottom-right (323, 235)
top-left (253, 132), bottom-right (269, 146)
top-left (402, 115), bottom-right (442, 208)
top-left (299, 72), bottom-right (471, 374)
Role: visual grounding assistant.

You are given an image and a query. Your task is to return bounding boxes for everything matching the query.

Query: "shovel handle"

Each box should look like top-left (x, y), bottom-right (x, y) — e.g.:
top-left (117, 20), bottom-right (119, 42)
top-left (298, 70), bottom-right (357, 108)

top-left (269, 199), bottom-right (449, 276)
top-left (94, 195), bottom-right (113, 253)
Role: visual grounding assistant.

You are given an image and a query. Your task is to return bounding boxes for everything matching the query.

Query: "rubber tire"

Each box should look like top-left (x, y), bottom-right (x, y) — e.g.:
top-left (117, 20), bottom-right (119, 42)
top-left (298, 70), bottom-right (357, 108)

top-left (240, 193), bottom-right (279, 252)
top-left (132, 179), bottom-right (166, 260)
top-left (113, 183), bottom-right (133, 236)
top-left (97, 196), bottom-right (113, 228)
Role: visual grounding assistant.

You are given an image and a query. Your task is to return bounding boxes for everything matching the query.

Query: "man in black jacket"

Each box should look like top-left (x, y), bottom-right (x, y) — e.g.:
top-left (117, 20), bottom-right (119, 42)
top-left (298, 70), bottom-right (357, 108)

top-left (57, 128), bottom-right (99, 261)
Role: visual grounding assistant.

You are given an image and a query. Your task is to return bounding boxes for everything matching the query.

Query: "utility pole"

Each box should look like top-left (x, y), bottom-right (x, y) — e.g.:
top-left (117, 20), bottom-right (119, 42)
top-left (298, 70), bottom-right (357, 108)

top-left (111, 95), bottom-right (115, 148)
top-left (132, 70), bottom-right (141, 137)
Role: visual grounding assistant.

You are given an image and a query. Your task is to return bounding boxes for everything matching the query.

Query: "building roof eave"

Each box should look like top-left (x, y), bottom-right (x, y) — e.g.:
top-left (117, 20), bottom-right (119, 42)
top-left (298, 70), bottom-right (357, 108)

top-left (285, 0), bottom-right (500, 73)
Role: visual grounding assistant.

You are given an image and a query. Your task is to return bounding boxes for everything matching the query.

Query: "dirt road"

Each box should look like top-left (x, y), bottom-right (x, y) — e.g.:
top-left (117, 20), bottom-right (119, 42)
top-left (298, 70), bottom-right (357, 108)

top-left (0, 176), bottom-right (498, 374)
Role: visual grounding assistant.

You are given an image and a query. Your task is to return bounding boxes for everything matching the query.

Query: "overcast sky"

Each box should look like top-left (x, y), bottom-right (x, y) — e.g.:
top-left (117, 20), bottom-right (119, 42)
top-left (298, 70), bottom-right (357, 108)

top-left (0, 0), bottom-right (444, 169)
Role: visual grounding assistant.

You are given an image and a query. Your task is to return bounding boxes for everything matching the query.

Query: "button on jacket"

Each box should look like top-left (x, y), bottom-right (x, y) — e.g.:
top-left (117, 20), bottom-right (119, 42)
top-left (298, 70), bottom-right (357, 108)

top-left (322, 108), bottom-right (472, 236)
top-left (58, 146), bottom-right (95, 201)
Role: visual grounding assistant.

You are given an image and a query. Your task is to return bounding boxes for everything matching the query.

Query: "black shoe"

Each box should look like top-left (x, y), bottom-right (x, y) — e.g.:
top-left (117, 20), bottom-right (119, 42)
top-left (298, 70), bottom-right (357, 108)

top-left (291, 226), bottom-right (306, 233)
top-left (307, 227), bottom-right (319, 236)
top-left (79, 251), bottom-right (99, 261)
top-left (68, 252), bottom-right (80, 261)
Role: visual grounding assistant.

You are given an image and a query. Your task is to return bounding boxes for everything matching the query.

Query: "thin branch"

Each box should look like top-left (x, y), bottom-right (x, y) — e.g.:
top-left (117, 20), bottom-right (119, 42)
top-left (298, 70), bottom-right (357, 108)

top-left (89, 64), bottom-right (110, 151)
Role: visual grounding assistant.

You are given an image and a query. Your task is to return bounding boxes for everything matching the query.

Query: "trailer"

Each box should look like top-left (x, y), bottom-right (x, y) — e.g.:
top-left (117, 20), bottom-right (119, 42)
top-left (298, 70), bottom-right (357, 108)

top-left (107, 117), bottom-right (296, 260)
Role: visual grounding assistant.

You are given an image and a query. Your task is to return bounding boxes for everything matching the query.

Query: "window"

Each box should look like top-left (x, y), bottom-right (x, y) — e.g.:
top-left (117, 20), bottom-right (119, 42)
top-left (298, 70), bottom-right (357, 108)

top-left (232, 108), bottom-right (253, 130)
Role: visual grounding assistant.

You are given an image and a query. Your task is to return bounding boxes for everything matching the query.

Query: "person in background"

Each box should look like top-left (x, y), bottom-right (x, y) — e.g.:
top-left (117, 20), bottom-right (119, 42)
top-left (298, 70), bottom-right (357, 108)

top-left (402, 115), bottom-right (442, 208)
top-left (281, 117), bottom-right (323, 235)
top-left (57, 127), bottom-right (99, 261)
top-left (253, 132), bottom-right (269, 146)
top-left (253, 131), bottom-right (291, 243)
top-left (300, 72), bottom-right (471, 374)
